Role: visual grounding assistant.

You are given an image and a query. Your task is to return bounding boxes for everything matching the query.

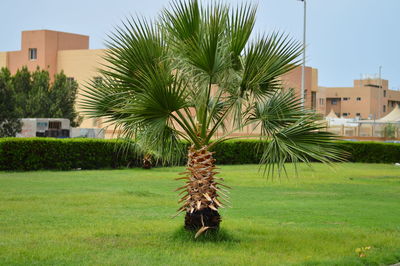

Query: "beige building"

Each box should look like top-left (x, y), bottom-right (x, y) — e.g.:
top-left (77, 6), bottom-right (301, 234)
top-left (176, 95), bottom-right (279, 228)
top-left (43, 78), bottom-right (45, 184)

top-left (317, 78), bottom-right (400, 120)
top-left (0, 30), bottom-right (320, 138)
top-left (3, 29), bottom-right (399, 138)
top-left (0, 30), bottom-right (89, 81)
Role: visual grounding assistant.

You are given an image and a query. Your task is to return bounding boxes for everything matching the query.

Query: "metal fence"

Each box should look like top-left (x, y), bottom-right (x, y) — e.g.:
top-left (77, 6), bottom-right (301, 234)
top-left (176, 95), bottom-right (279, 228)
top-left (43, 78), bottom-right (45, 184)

top-left (325, 123), bottom-right (400, 139)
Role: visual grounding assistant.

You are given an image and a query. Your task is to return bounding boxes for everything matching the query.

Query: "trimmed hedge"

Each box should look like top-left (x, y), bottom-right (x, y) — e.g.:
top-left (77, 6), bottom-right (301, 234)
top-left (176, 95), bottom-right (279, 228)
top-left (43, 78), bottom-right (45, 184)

top-left (0, 138), bottom-right (399, 171)
top-left (211, 139), bottom-right (264, 165)
top-left (0, 138), bottom-right (140, 171)
top-left (338, 141), bottom-right (400, 163)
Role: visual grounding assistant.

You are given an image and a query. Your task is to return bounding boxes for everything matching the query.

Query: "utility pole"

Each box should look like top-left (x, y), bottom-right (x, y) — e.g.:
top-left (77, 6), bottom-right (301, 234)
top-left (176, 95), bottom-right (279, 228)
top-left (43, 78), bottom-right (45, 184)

top-left (378, 66), bottom-right (382, 118)
top-left (298, 0), bottom-right (306, 108)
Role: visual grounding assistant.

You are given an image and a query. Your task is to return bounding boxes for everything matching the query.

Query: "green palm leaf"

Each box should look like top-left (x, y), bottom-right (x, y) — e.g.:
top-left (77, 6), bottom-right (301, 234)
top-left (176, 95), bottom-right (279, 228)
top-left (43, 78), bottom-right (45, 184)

top-left (82, 0), bottom-right (344, 171)
top-left (249, 90), bottom-right (346, 177)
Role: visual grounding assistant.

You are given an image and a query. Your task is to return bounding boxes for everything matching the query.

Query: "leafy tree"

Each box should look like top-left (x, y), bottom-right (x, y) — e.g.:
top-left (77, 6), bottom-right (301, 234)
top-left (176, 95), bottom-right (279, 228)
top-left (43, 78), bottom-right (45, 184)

top-left (23, 68), bottom-right (51, 118)
top-left (48, 72), bottom-right (82, 127)
top-left (13, 67), bottom-right (32, 117)
top-left (11, 67), bottom-right (82, 126)
top-left (383, 124), bottom-right (397, 139)
top-left (0, 68), bottom-right (22, 137)
top-left (82, 0), bottom-right (343, 236)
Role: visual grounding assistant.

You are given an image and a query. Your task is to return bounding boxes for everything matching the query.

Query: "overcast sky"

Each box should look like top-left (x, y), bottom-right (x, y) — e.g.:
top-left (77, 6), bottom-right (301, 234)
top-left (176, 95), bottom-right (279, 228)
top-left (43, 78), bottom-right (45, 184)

top-left (1, 0), bottom-right (399, 88)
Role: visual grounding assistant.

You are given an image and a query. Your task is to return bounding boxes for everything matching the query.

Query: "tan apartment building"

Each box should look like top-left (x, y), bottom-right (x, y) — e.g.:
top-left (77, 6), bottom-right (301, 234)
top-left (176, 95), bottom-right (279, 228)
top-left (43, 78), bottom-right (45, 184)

top-left (316, 78), bottom-right (400, 119)
top-left (0, 30), bottom-right (319, 137)
top-left (0, 30), bottom-right (89, 81)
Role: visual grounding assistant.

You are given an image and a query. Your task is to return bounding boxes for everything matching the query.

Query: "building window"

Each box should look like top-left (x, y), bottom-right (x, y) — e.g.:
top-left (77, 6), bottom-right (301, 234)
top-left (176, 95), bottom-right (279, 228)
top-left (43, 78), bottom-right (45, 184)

top-left (356, 113), bottom-right (361, 117)
top-left (356, 97), bottom-right (361, 101)
top-left (343, 97), bottom-right (350, 101)
top-left (383, 105), bottom-right (386, 112)
top-left (48, 121), bottom-right (61, 130)
top-left (311, 91), bottom-right (316, 110)
top-left (331, 99), bottom-right (337, 105)
top-left (37, 122), bottom-right (48, 131)
top-left (67, 77), bottom-right (75, 84)
top-left (342, 113), bottom-right (349, 117)
top-left (383, 90), bottom-right (387, 97)
top-left (28, 48), bottom-right (37, 60)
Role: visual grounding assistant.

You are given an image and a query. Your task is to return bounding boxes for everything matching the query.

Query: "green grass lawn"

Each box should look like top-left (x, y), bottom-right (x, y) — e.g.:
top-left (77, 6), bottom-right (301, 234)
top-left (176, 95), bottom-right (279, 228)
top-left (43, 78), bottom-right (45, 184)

top-left (0, 163), bottom-right (399, 265)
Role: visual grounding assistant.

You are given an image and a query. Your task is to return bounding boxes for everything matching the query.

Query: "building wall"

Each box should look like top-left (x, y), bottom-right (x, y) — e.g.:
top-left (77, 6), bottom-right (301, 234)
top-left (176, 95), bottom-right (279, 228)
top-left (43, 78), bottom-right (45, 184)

top-left (316, 78), bottom-right (400, 119)
top-left (6, 29), bottom-right (400, 137)
top-left (387, 90), bottom-right (400, 112)
top-left (2, 30), bottom-right (319, 137)
top-left (325, 98), bottom-right (341, 116)
top-left (6, 30), bottom-right (88, 79)
top-left (281, 66), bottom-right (317, 110)
top-left (311, 68), bottom-right (318, 92)
top-left (0, 52), bottom-right (7, 68)
top-left (57, 49), bottom-right (106, 129)
top-left (319, 86), bottom-right (368, 118)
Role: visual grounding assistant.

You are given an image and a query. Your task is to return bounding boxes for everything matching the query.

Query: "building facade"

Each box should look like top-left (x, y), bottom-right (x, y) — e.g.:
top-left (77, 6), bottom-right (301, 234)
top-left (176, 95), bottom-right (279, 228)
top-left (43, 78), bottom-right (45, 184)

top-left (0, 30), bottom-right (88, 81)
top-left (316, 79), bottom-right (400, 120)
top-left (1, 30), bottom-right (319, 137)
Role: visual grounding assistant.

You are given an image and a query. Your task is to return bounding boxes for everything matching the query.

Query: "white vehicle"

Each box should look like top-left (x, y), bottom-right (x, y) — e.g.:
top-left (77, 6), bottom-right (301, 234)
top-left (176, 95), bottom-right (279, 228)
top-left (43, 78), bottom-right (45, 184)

top-left (17, 118), bottom-right (70, 138)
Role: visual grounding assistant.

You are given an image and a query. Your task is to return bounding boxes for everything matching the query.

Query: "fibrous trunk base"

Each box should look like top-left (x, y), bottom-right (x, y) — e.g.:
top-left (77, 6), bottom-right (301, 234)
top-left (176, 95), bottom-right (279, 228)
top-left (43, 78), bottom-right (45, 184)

top-left (184, 208), bottom-right (221, 231)
top-left (175, 145), bottom-right (229, 237)
top-left (142, 154), bottom-right (152, 169)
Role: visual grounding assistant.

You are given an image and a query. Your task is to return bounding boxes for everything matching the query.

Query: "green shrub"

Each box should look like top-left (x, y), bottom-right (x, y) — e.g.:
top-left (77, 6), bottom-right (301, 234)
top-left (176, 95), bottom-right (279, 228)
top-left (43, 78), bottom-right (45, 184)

top-left (383, 124), bottom-right (398, 139)
top-left (0, 138), bottom-right (399, 171)
top-left (211, 139), bottom-right (265, 165)
top-left (0, 138), bottom-right (140, 171)
top-left (338, 141), bottom-right (400, 163)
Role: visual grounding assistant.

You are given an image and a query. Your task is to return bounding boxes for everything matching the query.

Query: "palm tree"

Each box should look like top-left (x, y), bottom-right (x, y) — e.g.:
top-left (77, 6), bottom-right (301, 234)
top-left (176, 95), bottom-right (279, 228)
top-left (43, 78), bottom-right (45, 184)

top-left (82, 0), bottom-right (343, 237)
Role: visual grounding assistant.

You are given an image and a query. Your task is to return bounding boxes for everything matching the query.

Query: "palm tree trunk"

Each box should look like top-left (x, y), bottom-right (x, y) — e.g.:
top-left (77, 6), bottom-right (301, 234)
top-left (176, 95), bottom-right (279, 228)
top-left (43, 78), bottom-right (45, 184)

top-left (142, 153), bottom-right (152, 169)
top-left (176, 145), bottom-right (229, 235)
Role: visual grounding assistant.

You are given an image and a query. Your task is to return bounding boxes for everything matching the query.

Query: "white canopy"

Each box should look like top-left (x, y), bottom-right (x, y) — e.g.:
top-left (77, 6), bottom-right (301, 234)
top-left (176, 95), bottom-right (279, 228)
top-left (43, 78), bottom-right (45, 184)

top-left (378, 105), bottom-right (400, 122)
top-left (326, 109), bottom-right (339, 119)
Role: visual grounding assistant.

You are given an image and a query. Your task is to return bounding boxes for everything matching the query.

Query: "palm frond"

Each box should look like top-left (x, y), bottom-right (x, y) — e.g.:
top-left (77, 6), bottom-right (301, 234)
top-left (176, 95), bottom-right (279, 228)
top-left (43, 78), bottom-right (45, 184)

top-left (228, 2), bottom-right (257, 70)
top-left (102, 17), bottom-right (168, 93)
top-left (241, 33), bottom-right (303, 99)
top-left (81, 15), bottom-right (195, 163)
top-left (162, 0), bottom-right (201, 45)
top-left (247, 89), bottom-right (306, 135)
top-left (248, 91), bottom-right (346, 177)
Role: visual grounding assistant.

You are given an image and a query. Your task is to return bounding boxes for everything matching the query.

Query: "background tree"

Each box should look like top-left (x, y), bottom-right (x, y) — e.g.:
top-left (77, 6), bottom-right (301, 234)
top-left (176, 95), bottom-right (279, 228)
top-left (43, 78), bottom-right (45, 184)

top-left (0, 68), bottom-right (22, 137)
top-left (13, 67), bottom-right (32, 118)
top-left (20, 68), bottom-right (51, 118)
top-left (82, 0), bottom-right (343, 237)
top-left (8, 67), bottom-right (82, 127)
top-left (48, 72), bottom-right (82, 127)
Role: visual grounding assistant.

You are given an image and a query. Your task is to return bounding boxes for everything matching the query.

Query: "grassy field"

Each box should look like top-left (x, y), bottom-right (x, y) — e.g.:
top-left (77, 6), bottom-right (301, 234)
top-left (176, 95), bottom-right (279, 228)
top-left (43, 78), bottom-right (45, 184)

top-left (0, 163), bottom-right (399, 265)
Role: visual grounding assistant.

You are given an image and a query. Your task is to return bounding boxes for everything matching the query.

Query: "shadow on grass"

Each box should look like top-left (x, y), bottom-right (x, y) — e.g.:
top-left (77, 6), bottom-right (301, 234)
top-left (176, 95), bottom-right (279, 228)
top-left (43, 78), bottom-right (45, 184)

top-left (121, 189), bottom-right (161, 197)
top-left (171, 227), bottom-right (240, 243)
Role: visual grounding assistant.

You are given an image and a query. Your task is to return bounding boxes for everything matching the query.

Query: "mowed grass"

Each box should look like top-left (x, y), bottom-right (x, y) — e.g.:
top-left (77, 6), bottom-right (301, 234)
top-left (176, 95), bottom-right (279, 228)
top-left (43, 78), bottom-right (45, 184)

top-left (0, 163), bottom-right (399, 266)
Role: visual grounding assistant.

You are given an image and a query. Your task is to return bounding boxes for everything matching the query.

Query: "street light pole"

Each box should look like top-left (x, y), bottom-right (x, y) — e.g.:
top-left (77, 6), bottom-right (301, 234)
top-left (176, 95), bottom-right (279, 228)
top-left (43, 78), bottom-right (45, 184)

top-left (378, 66), bottom-right (382, 118)
top-left (298, 0), bottom-right (306, 108)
